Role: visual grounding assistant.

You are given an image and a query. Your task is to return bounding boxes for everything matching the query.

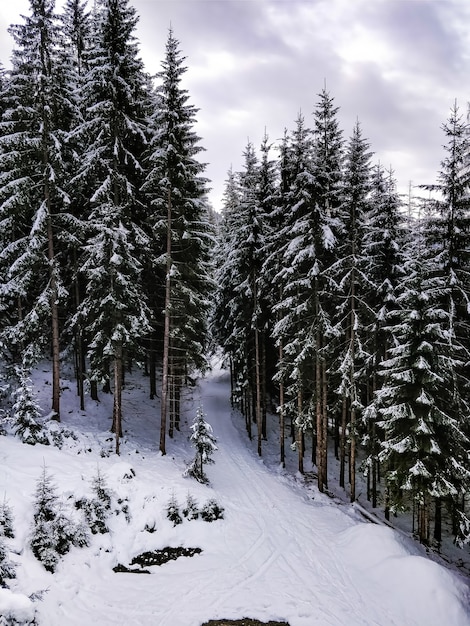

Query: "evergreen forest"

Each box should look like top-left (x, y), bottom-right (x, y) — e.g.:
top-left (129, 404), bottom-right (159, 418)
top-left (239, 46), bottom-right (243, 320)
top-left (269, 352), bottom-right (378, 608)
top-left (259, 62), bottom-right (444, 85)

top-left (0, 0), bottom-right (469, 554)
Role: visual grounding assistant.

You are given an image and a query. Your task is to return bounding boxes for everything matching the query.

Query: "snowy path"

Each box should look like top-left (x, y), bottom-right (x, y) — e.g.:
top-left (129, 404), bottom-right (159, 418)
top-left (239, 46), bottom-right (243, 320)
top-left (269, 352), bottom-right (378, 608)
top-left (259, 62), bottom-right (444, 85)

top-left (26, 367), bottom-right (470, 626)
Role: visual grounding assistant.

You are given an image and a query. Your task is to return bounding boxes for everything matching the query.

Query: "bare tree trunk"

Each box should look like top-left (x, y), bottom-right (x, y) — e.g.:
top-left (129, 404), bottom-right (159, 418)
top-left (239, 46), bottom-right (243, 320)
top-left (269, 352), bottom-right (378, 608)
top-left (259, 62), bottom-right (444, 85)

top-left (44, 159), bottom-right (61, 421)
top-left (321, 360), bottom-right (328, 489)
top-left (254, 282), bottom-right (262, 456)
top-left (297, 388), bottom-right (304, 474)
top-left (149, 335), bottom-right (157, 400)
top-left (315, 343), bottom-right (323, 492)
top-left (160, 189), bottom-right (172, 455)
top-left (434, 497), bottom-right (442, 547)
top-left (169, 352), bottom-right (174, 439)
top-left (340, 395), bottom-right (347, 488)
top-left (279, 340), bottom-right (285, 467)
top-left (261, 331), bottom-right (267, 439)
top-left (112, 347), bottom-right (123, 455)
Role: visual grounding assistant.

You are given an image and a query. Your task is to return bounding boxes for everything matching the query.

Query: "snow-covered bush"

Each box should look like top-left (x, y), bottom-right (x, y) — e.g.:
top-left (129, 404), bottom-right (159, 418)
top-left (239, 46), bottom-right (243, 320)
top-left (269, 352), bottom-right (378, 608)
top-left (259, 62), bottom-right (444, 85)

top-left (0, 537), bottom-right (16, 586)
top-left (184, 407), bottom-right (217, 484)
top-left (76, 468), bottom-right (112, 535)
top-left (166, 493), bottom-right (182, 526)
top-left (0, 501), bottom-right (14, 539)
top-left (11, 371), bottom-right (46, 446)
top-left (30, 467), bottom-right (89, 573)
top-left (182, 492), bottom-right (199, 521)
top-left (0, 588), bottom-right (36, 625)
top-left (200, 498), bottom-right (224, 522)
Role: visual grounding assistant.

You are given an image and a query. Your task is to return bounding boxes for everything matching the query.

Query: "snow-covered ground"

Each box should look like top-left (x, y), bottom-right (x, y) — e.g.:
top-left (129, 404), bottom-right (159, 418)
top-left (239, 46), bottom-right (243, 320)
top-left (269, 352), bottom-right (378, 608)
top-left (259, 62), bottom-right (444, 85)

top-left (1, 361), bottom-right (469, 626)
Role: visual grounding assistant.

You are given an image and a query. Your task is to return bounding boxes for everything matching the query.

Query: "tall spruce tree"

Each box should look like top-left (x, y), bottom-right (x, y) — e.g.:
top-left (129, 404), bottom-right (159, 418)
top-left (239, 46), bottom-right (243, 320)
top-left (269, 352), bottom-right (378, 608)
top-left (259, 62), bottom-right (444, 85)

top-left (142, 29), bottom-right (213, 454)
top-left (375, 238), bottom-right (470, 545)
top-left (71, 0), bottom-right (152, 453)
top-left (328, 120), bottom-right (373, 501)
top-left (362, 164), bottom-right (404, 507)
top-left (0, 0), bottom-right (75, 419)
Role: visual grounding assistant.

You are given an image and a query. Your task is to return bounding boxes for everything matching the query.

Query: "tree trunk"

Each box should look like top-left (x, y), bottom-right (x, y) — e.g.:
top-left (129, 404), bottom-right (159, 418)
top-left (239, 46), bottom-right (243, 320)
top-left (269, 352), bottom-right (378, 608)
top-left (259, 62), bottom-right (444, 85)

top-left (279, 340), bottom-right (285, 467)
top-left (112, 347), bottom-right (123, 455)
top-left (434, 497), bottom-right (442, 546)
top-left (254, 281), bottom-right (262, 456)
top-left (160, 189), bottom-right (172, 455)
top-left (45, 159), bottom-right (61, 421)
top-left (321, 359), bottom-right (328, 489)
top-left (297, 388), bottom-right (304, 474)
top-left (340, 395), bottom-right (347, 488)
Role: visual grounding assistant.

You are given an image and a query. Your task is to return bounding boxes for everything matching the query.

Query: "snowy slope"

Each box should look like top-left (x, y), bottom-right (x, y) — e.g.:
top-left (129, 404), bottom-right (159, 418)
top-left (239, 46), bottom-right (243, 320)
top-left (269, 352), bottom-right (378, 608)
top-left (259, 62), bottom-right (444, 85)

top-left (1, 362), bottom-right (469, 626)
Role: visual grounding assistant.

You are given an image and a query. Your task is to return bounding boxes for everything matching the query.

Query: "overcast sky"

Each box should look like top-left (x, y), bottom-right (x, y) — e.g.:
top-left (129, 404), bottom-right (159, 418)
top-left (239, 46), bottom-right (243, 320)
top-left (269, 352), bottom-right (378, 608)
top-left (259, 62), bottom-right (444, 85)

top-left (1, 0), bottom-right (469, 211)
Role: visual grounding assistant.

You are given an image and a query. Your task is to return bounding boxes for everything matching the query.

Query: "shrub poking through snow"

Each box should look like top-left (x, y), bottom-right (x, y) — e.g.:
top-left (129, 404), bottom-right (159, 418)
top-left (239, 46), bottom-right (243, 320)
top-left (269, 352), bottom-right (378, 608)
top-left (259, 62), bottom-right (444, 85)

top-left (0, 501), bottom-right (14, 539)
top-left (184, 407), bottom-right (217, 484)
top-left (166, 493), bottom-right (182, 526)
top-left (0, 537), bottom-right (16, 586)
top-left (200, 498), bottom-right (224, 522)
top-left (76, 468), bottom-right (112, 535)
top-left (182, 493), bottom-right (199, 520)
top-left (30, 467), bottom-right (89, 573)
top-left (11, 370), bottom-right (46, 446)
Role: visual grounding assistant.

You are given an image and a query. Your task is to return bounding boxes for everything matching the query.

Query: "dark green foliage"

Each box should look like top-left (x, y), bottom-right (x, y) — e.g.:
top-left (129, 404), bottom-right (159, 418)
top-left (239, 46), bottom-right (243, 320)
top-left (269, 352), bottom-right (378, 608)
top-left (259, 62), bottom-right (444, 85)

top-left (11, 370), bottom-right (46, 446)
top-left (185, 407), bottom-right (217, 484)
top-left (31, 467), bottom-right (89, 572)
top-left (0, 501), bottom-right (14, 539)
top-left (200, 498), bottom-right (224, 522)
top-left (76, 468), bottom-right (112, 534)
top-left (0, 537), bottom-right (16, 586)
top-left (182, 492), bottom-right (199, 520)
top-left (166, 493), bottom-right (182, 526)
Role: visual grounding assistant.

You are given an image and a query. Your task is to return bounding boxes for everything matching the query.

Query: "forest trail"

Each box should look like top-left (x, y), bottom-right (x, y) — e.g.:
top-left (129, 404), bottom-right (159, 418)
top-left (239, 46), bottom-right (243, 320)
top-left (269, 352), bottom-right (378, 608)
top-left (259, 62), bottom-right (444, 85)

top-left (27, 365), bottom-right (470, 626)
top-left (179, 368), bottom-right (410, 626)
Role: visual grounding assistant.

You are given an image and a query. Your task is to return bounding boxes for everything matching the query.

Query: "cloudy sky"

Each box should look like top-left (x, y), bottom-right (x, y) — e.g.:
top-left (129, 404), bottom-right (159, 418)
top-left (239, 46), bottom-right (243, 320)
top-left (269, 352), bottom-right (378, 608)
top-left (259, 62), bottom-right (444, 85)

top-left (1, 0), bottom-right (469, 211)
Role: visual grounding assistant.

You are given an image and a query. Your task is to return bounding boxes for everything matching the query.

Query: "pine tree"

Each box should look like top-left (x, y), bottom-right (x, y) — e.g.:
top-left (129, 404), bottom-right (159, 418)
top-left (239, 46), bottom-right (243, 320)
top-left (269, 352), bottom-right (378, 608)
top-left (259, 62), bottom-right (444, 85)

top-left (362, 164), bottom-right (404, 507)
top-left (0, 500), bottom-right (14, 539)
top-left (185, 406), bottom-right (217, 484)
top-left (31, 467), bottom-right (82, 572)
top-left (142, 28), bottom-right (213, 454)
top-left (0, 0), bottom-right (74, 418)
top-left (11, 368), bottom-right (46, 446)
top-left (328, 120), bottom-right (373, 501)
top-left (272, 96), bottom-right (343, 482)
top-left (59, 0), bottom-right (92, 409)
top-left (71, 0), bottom-right (152, 453)
top-left (0, 537), bottom-right (16, 586)
top-left (76, 467), bottom-right (111, 534)
top-left (375, 243), bottom-right (470, 545)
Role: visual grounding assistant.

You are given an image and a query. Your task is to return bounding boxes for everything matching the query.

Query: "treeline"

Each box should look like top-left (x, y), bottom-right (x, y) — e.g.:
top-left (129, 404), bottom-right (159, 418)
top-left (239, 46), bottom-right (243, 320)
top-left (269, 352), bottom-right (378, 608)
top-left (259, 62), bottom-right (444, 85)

top-left (0, 0), bottom-right (214, 454)
top-left (211, 96), bottom-right (470, 547)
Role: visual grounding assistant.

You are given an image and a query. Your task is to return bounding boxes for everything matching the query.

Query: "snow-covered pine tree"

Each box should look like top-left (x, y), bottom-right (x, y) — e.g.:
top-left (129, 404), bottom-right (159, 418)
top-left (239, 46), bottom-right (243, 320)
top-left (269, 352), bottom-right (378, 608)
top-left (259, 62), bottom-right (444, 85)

top-left (0, 0), bottom-right (75, 419)
top-left (212, 141), bottom-right (272, 454)
top-left (76, 467), bottom-right (112, 534)
top-left (272, 112), bottom-right (316, 475)
top-left (31, 466), bottom-right (86, 572)
top-left (71, 0), bottom-right (152, 453)
top-left (142, 28), bottom-right (213, 454)
top-left (272, 94), bottom-right (343, 483)
top-left (417, 101), bottom-right (470, 542)
top-left (185, 406), bottom-right (217, 484)
top-left (11, 369), bottom-right (45, 446)
top-left (0, 536), bottom-right (16, 586)
top-left (0, 500), bottom-right (14, 539)
top-left (263, 129), bottom-right (295, 466)
top-left (327, 120), bottom-right (373, 501)
top-left (58, 0), bottom-right (92, 410)
top-left (375, 239), bottom-right (470, 545)
top-left (212, 167), bottom-right (245, 411)
top-left (362, 164), bottom-right (404, 507)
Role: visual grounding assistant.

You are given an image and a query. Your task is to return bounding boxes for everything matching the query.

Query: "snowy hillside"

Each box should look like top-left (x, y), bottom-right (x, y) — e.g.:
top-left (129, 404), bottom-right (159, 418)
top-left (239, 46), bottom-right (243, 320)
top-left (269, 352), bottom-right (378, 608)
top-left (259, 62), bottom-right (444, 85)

top-left (1, 362), bottom-right (469, 626)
